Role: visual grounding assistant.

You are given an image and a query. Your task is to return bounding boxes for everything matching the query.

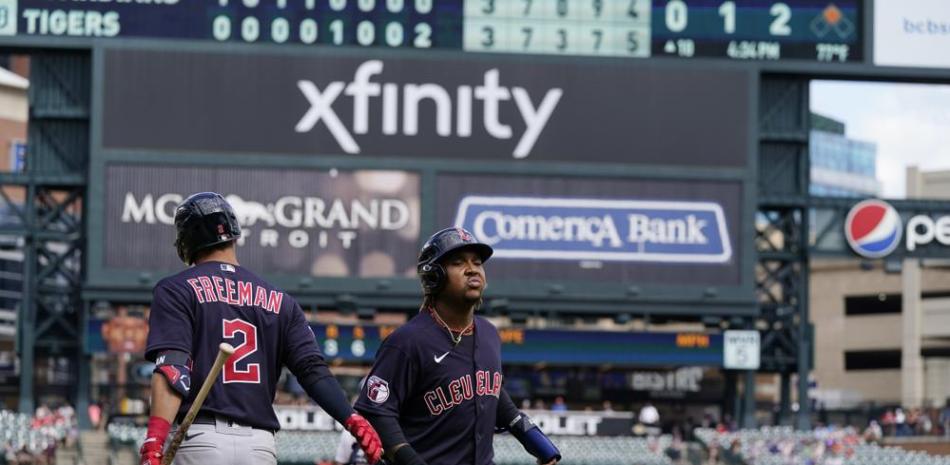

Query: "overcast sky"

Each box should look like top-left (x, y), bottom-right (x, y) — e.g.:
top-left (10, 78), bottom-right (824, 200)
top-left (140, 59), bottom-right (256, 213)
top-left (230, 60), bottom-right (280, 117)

top-left (810, 80), bottom-right (950, 199)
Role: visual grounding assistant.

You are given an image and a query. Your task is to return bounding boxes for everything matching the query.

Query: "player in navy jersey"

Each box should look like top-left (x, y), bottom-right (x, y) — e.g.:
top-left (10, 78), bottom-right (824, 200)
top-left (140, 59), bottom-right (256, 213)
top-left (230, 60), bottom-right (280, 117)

top-left (140, 192), bottom-right (382, 465)
top-left (355, 227), bottom-right (561, 465)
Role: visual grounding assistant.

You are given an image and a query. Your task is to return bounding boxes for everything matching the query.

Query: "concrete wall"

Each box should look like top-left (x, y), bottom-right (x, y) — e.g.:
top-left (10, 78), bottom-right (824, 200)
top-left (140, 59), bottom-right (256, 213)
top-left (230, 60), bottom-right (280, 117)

top-left (810, 259), bottom-right (950, 405)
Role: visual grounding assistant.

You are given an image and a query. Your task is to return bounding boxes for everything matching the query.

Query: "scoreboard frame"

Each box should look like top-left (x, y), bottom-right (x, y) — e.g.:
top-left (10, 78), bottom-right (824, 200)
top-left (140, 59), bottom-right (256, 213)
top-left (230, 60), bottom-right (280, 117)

top-left (6, 1), bottom-right (950, 316)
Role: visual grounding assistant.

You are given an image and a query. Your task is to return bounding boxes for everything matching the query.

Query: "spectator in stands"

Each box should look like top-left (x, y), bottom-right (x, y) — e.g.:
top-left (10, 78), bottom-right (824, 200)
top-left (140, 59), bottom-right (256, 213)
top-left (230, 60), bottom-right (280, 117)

top-left (941, 400), bottom-right (950, 438)
top-left (880, 409), bottom-right (895, 436)
top-left (664, 426), bottom-right (685, 463)
top-left (601, 401), bottom-right (613, 413)
top-left (721, 439), bottom-right (742, 465)
top-left (683, 417), bottom-right (697, 442)
top-left (863, 419), bottom-right (883, 444)
top-left (88, 401), bottom-right (102, 430)
top-left (916, 408), bottom-right (933, 435)
top-left (704, 444), bottom-right (722, 465)
top-left (895, 407), bottom-right (910, 436)
top-left (639, 402), bottom-right (660, 427)
top-left (551, 396), bottom-right (568, 412)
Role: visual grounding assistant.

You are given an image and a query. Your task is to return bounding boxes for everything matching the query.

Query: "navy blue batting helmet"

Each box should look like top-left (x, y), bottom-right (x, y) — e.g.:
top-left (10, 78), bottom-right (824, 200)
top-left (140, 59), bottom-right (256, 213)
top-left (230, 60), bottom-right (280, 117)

top-left (173, 192), bottom-right (241, 265)
top-left (417, 227), bottom-right (493, 295)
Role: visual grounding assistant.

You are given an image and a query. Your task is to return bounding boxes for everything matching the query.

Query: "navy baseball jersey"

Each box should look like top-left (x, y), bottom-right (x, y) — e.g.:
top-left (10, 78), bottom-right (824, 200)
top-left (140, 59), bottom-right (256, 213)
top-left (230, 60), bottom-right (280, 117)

top-left (145, 261), bottom-right (324, 431)
top-left (355, 310), bottom-right (503, 465)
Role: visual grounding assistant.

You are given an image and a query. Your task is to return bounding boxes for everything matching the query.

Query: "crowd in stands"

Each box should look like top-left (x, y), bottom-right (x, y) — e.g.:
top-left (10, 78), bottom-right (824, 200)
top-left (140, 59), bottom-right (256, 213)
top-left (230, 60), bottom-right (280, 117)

top-left (0, 405), bottom-right (77, 465)
top-left (873, 406), bottom-right (950, 437)
top-left (694, 425), bottom-right (950, 465)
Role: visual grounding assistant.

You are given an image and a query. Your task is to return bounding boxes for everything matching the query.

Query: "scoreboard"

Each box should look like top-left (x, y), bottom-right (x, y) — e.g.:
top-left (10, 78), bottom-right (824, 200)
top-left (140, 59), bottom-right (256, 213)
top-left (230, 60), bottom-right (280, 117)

top-left (0, 0), bottom-right (862, 62)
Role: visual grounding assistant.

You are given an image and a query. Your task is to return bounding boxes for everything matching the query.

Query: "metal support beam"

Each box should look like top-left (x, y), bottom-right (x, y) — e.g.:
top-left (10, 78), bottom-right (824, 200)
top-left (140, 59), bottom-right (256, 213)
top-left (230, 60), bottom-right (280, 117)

top-left (7, 51), bottom-right (90, 413)
top-left (779, 372), bottom-right (791, 425)
top-left (742, 369), bottom-right (757, 428)
top-left (757, 75), bottom-right (811, 430)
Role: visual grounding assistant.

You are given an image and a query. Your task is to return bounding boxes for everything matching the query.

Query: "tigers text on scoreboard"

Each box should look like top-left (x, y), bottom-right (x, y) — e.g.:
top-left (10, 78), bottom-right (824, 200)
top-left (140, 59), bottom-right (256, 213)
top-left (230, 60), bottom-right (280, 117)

top-left (0, 0), bottom-right (862, 63)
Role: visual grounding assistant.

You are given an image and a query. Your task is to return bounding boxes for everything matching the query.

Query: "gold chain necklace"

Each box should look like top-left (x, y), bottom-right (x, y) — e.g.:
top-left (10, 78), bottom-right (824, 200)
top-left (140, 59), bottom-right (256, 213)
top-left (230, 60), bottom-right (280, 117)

top-left (429, 307), bottom-right (474, 346)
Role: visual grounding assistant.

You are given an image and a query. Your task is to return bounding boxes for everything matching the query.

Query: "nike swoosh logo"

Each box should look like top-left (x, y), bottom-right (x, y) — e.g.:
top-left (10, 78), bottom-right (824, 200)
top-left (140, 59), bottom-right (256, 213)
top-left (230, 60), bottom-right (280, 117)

top-left (184, 432), bottom-right (204, 441)
top-left (434, 351), bottom-right (450, 363)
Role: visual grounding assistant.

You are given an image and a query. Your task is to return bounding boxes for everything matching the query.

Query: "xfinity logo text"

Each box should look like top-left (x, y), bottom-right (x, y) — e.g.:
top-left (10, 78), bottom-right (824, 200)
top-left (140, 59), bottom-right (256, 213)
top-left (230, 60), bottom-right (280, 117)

top-left (294, 60), bottom-right (563, 159)
top-left (454, 197), bottom-right (732, 263)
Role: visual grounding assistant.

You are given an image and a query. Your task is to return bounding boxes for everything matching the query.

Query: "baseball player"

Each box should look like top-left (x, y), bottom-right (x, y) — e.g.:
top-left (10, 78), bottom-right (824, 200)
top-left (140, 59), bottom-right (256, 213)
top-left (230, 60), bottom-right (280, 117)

top-left (140, 192), bottom-right (382, 465)
top-left (355, 227), bottom-right (561, 465)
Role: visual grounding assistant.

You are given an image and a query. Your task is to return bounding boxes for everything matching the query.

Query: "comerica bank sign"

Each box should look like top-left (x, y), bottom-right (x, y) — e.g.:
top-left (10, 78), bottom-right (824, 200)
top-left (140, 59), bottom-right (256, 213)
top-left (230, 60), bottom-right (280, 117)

top-left (453, 196), bottom-right (733, 264)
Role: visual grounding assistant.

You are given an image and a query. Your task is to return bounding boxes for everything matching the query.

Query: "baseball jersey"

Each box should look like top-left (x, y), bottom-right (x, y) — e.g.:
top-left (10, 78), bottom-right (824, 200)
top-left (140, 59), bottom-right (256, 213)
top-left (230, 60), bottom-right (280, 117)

top-left (355, 310), bottom-right (503, 465)
top-left (146, 261), bottom-right (324, 431)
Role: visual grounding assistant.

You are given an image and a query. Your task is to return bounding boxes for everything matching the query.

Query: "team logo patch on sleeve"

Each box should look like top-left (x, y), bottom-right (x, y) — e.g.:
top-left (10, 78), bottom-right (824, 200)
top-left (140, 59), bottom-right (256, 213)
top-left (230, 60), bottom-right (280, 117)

top-left (366, 376), bottom-right (390, 404)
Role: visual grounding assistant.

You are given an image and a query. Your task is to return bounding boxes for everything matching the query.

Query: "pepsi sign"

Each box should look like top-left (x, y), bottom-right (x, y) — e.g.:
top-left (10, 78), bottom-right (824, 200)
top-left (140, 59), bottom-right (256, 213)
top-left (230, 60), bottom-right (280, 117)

top-left (453, 196), bottom-right (732, 264)
top-left (844, 199), bottom-right (903, 259)
top-left (845, 199), bottom-right (950, 259)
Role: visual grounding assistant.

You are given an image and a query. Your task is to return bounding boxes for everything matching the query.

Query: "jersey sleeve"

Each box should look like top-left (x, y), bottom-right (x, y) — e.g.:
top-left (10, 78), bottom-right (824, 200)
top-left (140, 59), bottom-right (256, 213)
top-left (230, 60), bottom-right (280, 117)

top-left (281, 299), bottom-right (327, 377)
top-left (354, 342), bottom-right (417, 418)
top-left (145, 280), bottom-right (194, 361)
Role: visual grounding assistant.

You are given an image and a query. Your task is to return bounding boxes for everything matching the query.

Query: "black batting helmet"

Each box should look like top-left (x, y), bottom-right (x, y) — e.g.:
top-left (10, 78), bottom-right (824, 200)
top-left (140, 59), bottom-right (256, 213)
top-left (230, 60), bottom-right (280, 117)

top-left (418, 227), bottom-right (493, 295)
top-left (173, 192), bottom-right (241, 265)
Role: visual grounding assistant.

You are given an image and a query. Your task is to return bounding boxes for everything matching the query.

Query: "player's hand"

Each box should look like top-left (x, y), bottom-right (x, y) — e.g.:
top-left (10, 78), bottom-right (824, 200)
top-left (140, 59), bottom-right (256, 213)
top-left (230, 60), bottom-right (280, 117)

top-left (139, 437), bottom-right (164, 465)
top-left (538, 459), bottom-right (559, 465)
top-left (344, 413), bottom-right (383, 464)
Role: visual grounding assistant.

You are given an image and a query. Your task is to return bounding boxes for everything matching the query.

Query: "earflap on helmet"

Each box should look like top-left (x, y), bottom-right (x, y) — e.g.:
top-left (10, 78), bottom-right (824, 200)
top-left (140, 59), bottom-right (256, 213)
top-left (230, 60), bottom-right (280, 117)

top-left (419, 262), bottom-right (446, 295)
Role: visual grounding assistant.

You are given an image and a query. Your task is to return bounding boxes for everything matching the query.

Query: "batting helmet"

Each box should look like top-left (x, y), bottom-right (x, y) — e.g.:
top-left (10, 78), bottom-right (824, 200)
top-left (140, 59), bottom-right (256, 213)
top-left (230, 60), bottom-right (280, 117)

top-left (418, 227), bottom-right (493, 295)
top-left (173, 192), bottom-right (241, 265)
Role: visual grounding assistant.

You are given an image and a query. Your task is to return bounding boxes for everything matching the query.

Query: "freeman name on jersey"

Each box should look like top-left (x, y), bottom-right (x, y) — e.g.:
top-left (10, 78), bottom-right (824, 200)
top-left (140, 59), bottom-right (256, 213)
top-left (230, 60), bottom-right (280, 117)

top-left (185, 276), bottom-right (284, 314)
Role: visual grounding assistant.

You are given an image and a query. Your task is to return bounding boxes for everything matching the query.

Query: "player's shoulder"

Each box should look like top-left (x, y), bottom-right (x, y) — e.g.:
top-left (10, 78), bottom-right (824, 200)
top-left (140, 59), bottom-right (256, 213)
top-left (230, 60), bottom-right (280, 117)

top-left (154, 267), bottom-right (198, 292)
top-left (379, 312), bottom-right (433, 349)
top-left (475, 315), bottom-right (501, 339)
top-left (475, 315), bottom-right (498, 330)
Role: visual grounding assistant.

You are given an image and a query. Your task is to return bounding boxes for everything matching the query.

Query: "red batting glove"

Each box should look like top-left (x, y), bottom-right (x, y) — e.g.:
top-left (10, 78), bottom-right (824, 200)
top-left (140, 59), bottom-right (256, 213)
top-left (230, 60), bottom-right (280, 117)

top-left (140, 416), bottom-right (170, 465)
top-left (344, 413), bottom-right (383, 464)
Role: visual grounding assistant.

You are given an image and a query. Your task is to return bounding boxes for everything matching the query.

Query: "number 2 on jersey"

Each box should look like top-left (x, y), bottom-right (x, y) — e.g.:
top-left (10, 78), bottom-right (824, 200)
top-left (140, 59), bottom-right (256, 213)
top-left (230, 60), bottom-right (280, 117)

top-left (222, 318), bottom-right (260, 383)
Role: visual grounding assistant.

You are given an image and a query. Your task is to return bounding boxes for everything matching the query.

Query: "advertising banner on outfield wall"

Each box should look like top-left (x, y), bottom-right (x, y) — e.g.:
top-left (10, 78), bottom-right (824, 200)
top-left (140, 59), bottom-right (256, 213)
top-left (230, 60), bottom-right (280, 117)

top-left (274, 405), bottom-right (635, 436)
top-left (436, 174), bottom-right (742, 286)
top-left (103, 164), bottom-right (420, 277)
top-left (101, 47), bottom-right (750, 168)
top-left (874, 0), bottom-right (950, 69)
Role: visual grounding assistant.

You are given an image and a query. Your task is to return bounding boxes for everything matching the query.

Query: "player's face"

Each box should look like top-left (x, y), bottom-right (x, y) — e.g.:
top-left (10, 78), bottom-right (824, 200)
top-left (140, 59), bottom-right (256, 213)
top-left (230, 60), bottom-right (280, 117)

top-left (440, 249), bottom-right (486, 302)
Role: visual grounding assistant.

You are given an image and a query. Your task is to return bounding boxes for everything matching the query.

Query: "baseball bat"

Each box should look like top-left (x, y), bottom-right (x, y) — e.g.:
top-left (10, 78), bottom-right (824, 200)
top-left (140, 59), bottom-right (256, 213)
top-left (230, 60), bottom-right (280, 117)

top-left (161, 343), bottom-right (236, 465)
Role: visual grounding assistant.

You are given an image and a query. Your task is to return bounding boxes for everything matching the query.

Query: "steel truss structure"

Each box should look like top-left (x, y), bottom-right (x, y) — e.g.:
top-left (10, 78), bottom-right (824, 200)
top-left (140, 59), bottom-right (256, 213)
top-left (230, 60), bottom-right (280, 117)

top-left (5, 52), bottom-right (90, 415)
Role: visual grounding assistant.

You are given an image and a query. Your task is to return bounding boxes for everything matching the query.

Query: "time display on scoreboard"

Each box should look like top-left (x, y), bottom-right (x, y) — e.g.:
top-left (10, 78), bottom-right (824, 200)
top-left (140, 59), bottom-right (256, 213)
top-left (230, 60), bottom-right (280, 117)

top-left (650, 0), bottom-right (862, 62)
top-left (0, 0), bottom-right (861, 63)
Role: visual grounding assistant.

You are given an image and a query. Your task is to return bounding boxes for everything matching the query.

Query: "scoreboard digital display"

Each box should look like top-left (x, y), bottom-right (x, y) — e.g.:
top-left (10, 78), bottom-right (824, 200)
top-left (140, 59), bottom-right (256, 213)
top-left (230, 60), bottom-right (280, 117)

top-left (0, 0), bottom-right (862, 62)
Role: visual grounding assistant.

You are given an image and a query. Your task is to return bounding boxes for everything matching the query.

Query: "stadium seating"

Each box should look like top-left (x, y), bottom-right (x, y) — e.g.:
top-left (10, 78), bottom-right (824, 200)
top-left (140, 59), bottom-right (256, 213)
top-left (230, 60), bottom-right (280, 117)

top-left (107, 422), bottom-right (675, 465)
top-left (0, 409), bottom-right (70, 456)
top-left (695, 426), bottom-right (950, 465)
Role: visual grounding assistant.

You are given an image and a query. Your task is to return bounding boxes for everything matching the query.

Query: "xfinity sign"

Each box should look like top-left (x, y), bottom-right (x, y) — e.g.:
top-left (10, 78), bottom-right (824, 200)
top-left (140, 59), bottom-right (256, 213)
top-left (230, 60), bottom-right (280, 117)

top-left (294, 60), bottom-right (563, 159)
top-left (845, 199), bottom-right (950, 259)
top-left (454, 196), bottom-right (732, 263)
top-left (103, 48), bottom-right (751, 167)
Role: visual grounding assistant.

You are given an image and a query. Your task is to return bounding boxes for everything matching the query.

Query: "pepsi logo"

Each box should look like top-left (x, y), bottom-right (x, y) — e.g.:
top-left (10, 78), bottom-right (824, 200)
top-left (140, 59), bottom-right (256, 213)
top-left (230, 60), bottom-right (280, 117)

top-left (845, 200), bottom-right (903, 259)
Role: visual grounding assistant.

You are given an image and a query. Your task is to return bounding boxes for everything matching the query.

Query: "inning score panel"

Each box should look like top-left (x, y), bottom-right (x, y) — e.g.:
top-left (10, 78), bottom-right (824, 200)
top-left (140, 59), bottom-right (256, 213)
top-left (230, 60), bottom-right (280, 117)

top-left (4, 0), bottom-right (860, 62)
